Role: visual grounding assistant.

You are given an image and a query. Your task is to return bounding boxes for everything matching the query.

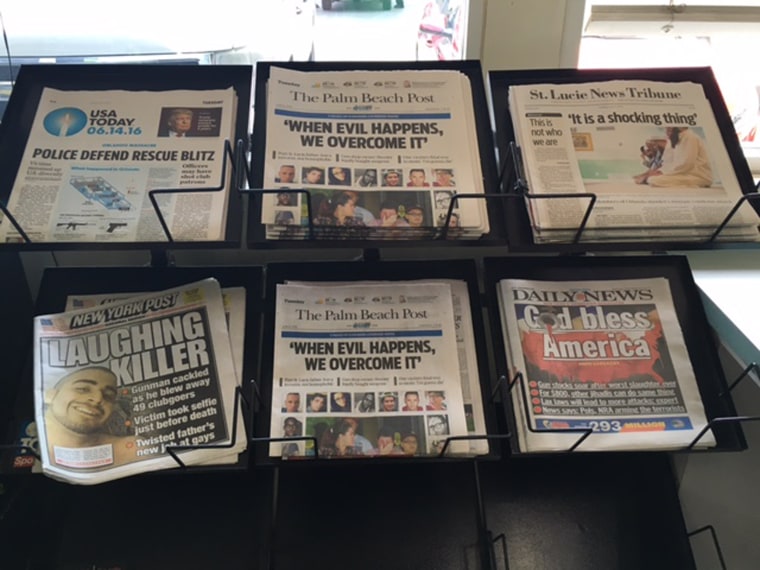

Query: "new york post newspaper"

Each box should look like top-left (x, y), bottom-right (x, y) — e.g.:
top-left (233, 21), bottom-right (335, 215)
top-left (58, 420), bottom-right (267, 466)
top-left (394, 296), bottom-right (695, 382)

top-left (34, 278), bottom-right (239, 484)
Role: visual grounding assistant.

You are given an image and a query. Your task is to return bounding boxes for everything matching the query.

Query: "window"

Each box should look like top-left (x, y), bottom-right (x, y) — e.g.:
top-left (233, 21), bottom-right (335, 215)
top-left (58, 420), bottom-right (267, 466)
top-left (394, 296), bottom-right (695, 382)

top-left (0, 1), bottom-right (318, 119)
top-left (579, 0), bottom-right (760, 174)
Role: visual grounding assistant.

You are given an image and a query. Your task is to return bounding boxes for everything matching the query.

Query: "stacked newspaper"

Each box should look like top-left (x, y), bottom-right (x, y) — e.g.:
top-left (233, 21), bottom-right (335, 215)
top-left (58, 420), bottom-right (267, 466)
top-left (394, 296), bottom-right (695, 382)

top-left (508, 79), bottom-right (760, 243)
top-left (0, 85), bottom-right (240, 243)
top-left (497, 276), bottom-right (715, 452)
top-left (34, 279), bottom-right (246, 484)
top-left (270, 280), bottom-right (486, 458)
top-left (260, 66), bottom-right (489, 240)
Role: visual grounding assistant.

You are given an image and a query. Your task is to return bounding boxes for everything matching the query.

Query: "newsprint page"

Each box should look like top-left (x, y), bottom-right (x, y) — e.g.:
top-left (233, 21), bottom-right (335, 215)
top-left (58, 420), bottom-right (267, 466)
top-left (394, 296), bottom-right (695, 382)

top-left (64, 286), bottom-right (247, 466)
top-left (287, 278), bottom-right (489, 455)
top-left (0, 86), bottom-right (237, 243)
top-left (34, 279), bottom-right (240, 484)
top-left (261, 66), bottom-right (488, 239)
top-left (509, 79), bottom-right (760, 242)
top-left (498, 277), bottom-right (715, 452)
top-left (270, 282), bottom-right (471, 458)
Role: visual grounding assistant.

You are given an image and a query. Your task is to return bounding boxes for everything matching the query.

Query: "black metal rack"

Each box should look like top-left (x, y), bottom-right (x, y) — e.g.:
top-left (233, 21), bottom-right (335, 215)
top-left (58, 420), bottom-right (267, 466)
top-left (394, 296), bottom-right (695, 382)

top-left (483, 254), bottom-right (747, 456)
top-left (0, 64), bottom-right (253, 251)
top-left (488, 67), bottom-right (760, 253)
top-left (0, 62), bottom-right (755, 570)
top-left (245, 60), bottom-right (507, 249)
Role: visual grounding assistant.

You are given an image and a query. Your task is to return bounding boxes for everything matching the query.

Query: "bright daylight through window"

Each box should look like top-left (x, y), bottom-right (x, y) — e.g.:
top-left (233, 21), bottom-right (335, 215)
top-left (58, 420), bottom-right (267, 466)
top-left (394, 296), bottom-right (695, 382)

top-left (579, 0), bottom-right (760, 174)
top-left (0, 1), bottom-right (467, 121)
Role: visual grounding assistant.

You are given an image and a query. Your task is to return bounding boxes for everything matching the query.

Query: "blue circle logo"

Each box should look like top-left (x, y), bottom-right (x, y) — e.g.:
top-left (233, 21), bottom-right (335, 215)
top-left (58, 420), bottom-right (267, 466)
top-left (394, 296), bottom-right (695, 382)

top-left (43, 108), bottom-right (87, 137)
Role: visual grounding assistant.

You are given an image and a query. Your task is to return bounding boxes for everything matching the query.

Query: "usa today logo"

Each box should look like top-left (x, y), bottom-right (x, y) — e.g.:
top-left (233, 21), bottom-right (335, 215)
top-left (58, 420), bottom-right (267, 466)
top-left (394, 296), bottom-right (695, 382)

top-left (43, 108), bottom-right (87, 137)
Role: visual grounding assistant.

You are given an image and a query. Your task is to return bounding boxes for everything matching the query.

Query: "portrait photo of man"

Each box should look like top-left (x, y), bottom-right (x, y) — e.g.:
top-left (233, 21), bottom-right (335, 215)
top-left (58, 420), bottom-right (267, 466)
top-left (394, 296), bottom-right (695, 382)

top-left (159, 107), bottom-right (194, 137)
top-left (380, 392), bottom-right (398, 412)
top-left (402, 391), bottom-right (424, 411)
top-left (275, 164), bottom-right (296, 184)
top-left (282, 392), bottom-right (301, 413)
top-left (43, 366), bottom-right (137, 468)
top-left (302, 166), bottom-right (325, 185)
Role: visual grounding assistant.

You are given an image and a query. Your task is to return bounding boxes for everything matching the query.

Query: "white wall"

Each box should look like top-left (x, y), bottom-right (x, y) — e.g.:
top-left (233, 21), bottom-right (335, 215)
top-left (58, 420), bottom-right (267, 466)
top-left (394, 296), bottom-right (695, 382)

top-left (476, 0), bottom-right (586, 70)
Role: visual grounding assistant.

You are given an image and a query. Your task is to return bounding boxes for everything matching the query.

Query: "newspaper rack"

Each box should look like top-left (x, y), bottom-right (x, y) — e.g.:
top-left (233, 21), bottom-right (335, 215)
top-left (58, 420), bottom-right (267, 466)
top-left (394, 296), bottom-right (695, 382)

top-left (0, 64), bottom-right (253, 251)
top-left (0, 62), bottom-right (754, 569)
top-left (488, 66), bottom-right (760, 254)
top-left (165, 383), bottom-right (253, 469)
top-left (501, 139), bottom-right (760, 251)
top-left (246, 59), bottom-right (506, 249)
top-left (255, 257), bottom-right (501, 467)
top-left (688, 525), bottom-right (728, 570)
top-left (0, 264), bottom-right (264, 477)
top-left (484, 254), bottom-right (747, 455)
top-left (683, 361), bottom-right (760, 451)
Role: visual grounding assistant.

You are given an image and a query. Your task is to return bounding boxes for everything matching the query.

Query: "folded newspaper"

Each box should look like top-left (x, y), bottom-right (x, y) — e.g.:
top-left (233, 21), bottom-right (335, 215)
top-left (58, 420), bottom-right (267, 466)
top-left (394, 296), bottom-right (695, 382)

top-left (287, 278), bottom-right (489, 455)
top-left (64, 286), bottom-right (247, 466)
top-left (508, 79), bottom-right (760, 243)
top-left (34, 278), bottom-right (242, 484)
top-left (260, 66), bottom-right (488, 240)
top-left (0, 86), bottom-right (239, 243)
top-left (270, 281), bottom-right (472, 458)
top-left (497, 277), bottom-right (715, 452)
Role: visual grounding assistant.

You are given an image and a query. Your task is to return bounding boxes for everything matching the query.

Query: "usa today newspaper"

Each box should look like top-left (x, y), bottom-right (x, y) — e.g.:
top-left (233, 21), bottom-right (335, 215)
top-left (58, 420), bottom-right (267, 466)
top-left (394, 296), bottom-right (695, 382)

top-left (0, 86), bottom-right (236, 243)
top-left (34, 278), bottom-right (239, 484)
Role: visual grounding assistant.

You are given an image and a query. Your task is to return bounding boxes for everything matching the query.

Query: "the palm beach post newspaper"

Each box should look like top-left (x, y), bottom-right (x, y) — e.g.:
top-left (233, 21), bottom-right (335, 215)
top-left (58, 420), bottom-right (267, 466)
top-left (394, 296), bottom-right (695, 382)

top-left (34, 279), bottom-right (240, 484)
top-left (0, 85), bottom-right (239, 243)
top-left (508, 79), bottom-right (760, 243)
top-left (64, 286), bottom-right (247, 466)
top-left (288, 278), bottom-right (489, 455)
top-left (497, 277), bottom-right (715, 452)
top-left (260, 66), bottom-right (488, 239)
top-left (270, 281), bottom-right (471, 458)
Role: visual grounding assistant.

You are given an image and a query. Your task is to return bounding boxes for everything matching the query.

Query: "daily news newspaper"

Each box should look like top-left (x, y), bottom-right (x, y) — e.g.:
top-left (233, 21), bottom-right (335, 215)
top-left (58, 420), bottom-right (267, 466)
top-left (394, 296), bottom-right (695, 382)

top-left (271, 281), bottom-right (470, 458)
top-left (0, 86), bottom-right (238, 244)
top-left (34, 279), bottom-right (239, 484)
top-left (260, 66), bottom-right (488, 239)
top-left (509, 79), bottom-right (759, 242)
top-left (498, 277), bottom-right (715, 452)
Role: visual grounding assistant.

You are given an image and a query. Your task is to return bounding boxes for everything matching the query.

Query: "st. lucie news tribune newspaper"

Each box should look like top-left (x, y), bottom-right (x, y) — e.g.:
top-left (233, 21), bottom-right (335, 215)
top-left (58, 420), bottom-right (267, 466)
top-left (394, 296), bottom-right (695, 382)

top-left (508, 79), bottom-right (760, 243)
top-left (270, 282), bottom-right (470, 458)
top-left (497, 277), bottom-right (715, 452)
top-left (34, 278), bottom-right (239, 484)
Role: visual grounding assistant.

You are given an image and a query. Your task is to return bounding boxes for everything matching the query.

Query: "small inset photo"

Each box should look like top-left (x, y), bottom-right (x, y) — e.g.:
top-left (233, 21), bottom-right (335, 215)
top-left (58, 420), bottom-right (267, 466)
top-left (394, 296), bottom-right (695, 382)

top-left (425, 390), bottom-right (447, 411)
top-left (381, 168), bottom-right (403, 187)
top-left (379, 391), bottom-right (399, 412)
top-left (275, 164), bottom-right (297, 184)
top-left (330, 391), bottom-right (352, 412)
top-left (427, 414), bottom-right (450, 436)
top-left (355, 168), bottom-right (378, 187)
top-left (432, 168), bottom-right (456, 187)
top-left (354, 392), bottom-right (376, 413)
top-left (306, 392), bottom-right (327, 413)
top-left (328, 166), bottom-right (352, 186)
top-left (302, 166), bottom-right (325, 185)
